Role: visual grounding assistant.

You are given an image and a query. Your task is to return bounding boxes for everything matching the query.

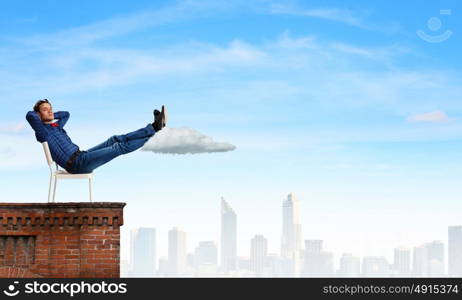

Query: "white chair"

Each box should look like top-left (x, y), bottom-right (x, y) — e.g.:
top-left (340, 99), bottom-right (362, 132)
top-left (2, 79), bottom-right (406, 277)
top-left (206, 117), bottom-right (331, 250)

top-left (42, 142), bottom-right (93, 203)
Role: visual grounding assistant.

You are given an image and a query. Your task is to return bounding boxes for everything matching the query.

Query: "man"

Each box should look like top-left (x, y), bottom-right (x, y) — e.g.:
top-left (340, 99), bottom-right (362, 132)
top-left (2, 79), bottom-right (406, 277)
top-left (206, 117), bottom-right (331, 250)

top-left (26, 99), bottom-right (167, 174)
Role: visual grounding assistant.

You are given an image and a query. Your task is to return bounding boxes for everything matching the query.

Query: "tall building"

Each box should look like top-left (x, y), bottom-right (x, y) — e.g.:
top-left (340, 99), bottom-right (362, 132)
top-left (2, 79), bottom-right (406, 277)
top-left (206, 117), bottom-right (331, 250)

top-left (168, 227), bottom-right (187, 276)
top-left (448, 226), bottom-right (462, 277)
top-left (120, 259), bottom-right (130, 278)
top-left (221, 197), bottom-right (237, 273)
top-left (194, 241), bottom-right (218, 266)
top-left (281, 193), bottom-right (302, 263)
top-left (393, 247), bottom-right (411, 276)
top-left (426, 241), bottom-right (445, 277)
top-left (237, 256), bottom-right (250, 271)
top-left (412, 241), bottom-right (445, 277)
top-left (305, 240), bottom-right (323, 253)
top-left (157, 257), bottom-right (169, 277)
top-left (130, 227), bottom-right (156, 277)
top-left (301, 240), bottom-right (334, 277)
top-left (412, 245), bottom-right (429, 277)
top-left (250, 235), bottom-right (268, 276)
top-left (269, 255), bottom-right (295, 277)
top-left (361, 256), bottom-right (390, 277)
top-left (337, 253), bottom-right (360, 277)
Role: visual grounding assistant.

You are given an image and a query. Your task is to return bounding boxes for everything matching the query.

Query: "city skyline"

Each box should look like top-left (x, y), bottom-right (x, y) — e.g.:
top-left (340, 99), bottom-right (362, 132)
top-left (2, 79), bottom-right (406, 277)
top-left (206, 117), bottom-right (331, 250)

top-left (124, 226), bottom-right (459, 277)
top-left (120, 192), bottom-right (460, 270)
top-left (123, 193), bottom-right (462, 277)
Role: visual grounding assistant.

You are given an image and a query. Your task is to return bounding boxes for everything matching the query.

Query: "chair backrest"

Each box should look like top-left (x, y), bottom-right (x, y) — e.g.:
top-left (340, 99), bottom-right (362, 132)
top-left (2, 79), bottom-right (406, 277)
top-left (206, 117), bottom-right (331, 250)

top-left (41, 142), bottom-right (54, 166)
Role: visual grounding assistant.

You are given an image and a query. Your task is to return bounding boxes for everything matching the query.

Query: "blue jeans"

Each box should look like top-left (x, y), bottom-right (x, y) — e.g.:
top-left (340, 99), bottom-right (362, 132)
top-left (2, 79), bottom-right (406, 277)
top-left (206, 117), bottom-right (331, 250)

top-left (66, 123), bottom-right (156, 174)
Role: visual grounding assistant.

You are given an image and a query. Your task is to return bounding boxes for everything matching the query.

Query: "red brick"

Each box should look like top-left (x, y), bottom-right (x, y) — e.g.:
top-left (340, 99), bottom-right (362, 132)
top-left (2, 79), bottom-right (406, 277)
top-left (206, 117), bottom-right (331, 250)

top-left (0, 202), bottom-right (124, 278)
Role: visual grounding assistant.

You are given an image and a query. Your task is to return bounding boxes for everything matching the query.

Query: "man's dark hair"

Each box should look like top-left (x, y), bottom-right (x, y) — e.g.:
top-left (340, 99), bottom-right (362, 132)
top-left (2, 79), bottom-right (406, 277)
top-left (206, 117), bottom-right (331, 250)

top-left (33, 99), bottom-right (51, 112)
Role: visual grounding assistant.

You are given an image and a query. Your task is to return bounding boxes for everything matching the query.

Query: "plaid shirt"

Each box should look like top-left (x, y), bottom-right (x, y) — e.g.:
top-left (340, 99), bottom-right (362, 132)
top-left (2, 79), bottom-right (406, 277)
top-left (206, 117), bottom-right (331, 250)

top-left (26, 110), bottom-right (79, 169)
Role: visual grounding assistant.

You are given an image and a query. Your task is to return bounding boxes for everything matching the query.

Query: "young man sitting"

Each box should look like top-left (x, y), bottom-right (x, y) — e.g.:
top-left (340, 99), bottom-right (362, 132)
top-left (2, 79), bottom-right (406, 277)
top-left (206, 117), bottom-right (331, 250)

top-left (26, 99), bottom-right (167, 174)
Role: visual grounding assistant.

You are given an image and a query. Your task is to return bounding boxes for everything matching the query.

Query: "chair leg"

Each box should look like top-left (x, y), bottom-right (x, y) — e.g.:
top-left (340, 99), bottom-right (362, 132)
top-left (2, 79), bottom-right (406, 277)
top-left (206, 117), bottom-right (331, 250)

top-left (89, 177), bottom-right (93, 202)
top-left (52, 176), bottom-right (57, 203)
top-left (48, 175), bottom-right (53, 203)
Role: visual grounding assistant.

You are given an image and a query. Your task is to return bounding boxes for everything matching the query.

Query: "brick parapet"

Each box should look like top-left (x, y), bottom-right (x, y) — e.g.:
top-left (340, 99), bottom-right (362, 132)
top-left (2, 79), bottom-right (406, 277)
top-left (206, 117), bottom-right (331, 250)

top-left (0, 202), bottom-right (125, 278)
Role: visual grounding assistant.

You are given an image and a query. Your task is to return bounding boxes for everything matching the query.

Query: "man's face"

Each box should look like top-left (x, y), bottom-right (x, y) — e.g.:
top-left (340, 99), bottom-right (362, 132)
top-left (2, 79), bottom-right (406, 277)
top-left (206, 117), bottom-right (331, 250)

top-left (38, 103), bottom-right (54, 122)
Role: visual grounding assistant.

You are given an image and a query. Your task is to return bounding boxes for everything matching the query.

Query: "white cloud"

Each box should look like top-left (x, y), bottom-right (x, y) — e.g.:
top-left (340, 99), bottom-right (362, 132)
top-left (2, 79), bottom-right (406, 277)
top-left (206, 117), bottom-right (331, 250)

top-left (269, 5), bottom-right (367, 28)
top-left (1, 39), bottom-right (266, 95)
top-left (12, 17), bottom-right (38, 24)
top-left (14, 0), bottom-right (235, 50)
top-left (141, 127), bottom-right (236, 154)
top-left (267, 4), bottom-right (401, 34)
top-left (323, 163), bottom-right (395, 171)
top-left (324, 163), bottom-right (353, 170)
top-left (0, 3), bottom-right (406, 99)
top-left (274, 30), bottom-right (318, 49)
top-left (0, 122), bottom-right (26, 133)
top-left (374, 163), bottom-right (394, 170)
top-left (407, 111), bottom-right (454, 123)
top-left (330, 42), bottom-right (411, 62)
top-left (0, 133), bottom-right (44, 169)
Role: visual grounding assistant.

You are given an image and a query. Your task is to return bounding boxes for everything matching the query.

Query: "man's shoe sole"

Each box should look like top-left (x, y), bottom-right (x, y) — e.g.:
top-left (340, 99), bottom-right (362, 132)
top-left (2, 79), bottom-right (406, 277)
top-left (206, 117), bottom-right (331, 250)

top-left (161, 105), bottom-right (167, 128)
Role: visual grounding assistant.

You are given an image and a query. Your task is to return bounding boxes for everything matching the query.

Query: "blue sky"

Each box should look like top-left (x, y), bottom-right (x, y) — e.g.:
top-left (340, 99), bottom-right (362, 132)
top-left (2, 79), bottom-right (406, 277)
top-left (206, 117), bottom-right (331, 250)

top-left (1, 0), bottom-right (462, 266)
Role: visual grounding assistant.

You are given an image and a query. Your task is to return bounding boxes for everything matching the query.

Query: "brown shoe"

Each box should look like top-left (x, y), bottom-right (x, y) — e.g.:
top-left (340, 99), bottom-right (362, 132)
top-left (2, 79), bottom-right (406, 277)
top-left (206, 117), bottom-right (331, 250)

top-left (152, 105), bottom-right (167, 131)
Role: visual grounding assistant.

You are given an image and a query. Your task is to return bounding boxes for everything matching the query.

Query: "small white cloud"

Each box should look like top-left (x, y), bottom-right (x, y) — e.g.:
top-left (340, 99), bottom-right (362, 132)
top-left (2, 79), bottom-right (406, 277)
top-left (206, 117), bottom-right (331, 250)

top-left (374, 163), bottom-right (393, 170)
top-left (13, 17), bottom-right (38, 24)
top-left (276, 31), bottom-right (317, 49)
top-left (141, 127), bottom-right (236, 154)
top-left (0, 133), bottom-right (44, 169)
top-left (407, 111), bottom-right (454, 123)
top-left (269, 5), bottom-right (366, 28)
top-left (0, 122), bottom-right (26, 133)
top-left (324, 163), bottom-right (353, 169)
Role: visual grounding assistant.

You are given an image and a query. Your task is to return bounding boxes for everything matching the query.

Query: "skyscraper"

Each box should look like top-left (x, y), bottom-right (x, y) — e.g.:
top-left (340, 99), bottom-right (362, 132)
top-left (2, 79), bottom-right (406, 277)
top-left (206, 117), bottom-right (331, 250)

top-left (337, 253), bottom-right (360, 277)
top-left (250, 235), bottom-right (268, 276)
top-left (361, 256), bottom-right (390, 277)
top-left (393, 247), bottom-right (411, 276)
top-left (412, 245), bottom-right (429, 277)
top-left (269, 255), bottom-right (295, 277)
top-left (305, 240), bottom-right (323, 253)
top-left (168, 227), bottom-right (187, 276)
top-left (281, 193), bottom-right (302, 259)
top-left (301, 240), bottom-right (334, 277)
top-left (194, 241), bottom-right (218, 266)
top-left (426, 241), bottom-right (445, 277)
top-left (157, 258), bottom-right (169, 277)
top-left (221, 197), bottom-right (237, 273)
top-left (448, 226), bottom-right (462, 277)
top-left (193, 241), bottom-right (218, 277)
top-left (412, 241), bottom-right (445, 277)
top-left (129, 227), bottom-right (156, 277)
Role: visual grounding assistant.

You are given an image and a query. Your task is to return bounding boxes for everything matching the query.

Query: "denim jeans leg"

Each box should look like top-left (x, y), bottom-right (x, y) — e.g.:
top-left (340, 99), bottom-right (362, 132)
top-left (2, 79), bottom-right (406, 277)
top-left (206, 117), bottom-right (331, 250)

top-left (86, 123), bottom-right (156, 152)
top-left (70, 135), bottom-right (152, 173)
top-left (124, 123), bottom-right (156, 140)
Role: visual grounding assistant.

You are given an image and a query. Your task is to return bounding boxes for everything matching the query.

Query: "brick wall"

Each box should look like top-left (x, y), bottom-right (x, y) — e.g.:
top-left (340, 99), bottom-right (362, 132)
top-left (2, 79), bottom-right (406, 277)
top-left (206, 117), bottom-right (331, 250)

top-left (0, 202), bottom-right (125, 278)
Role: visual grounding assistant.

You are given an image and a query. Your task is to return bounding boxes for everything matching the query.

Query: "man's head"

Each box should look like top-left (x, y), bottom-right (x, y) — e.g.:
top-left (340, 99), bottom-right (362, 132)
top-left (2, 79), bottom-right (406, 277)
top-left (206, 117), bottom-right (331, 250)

top-left (33, 99), bottom-right (54, 122)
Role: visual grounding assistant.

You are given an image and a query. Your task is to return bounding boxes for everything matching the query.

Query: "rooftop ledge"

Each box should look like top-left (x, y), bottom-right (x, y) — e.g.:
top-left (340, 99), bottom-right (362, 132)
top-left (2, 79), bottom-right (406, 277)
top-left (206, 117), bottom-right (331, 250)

top-left (0, 202), bottom-right (126, 226)
top-left (0, 202), bottom-right (126, 209)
